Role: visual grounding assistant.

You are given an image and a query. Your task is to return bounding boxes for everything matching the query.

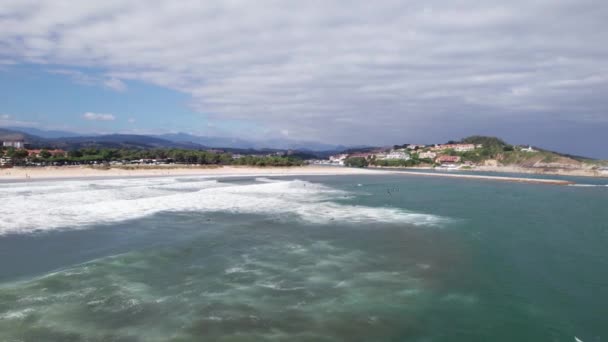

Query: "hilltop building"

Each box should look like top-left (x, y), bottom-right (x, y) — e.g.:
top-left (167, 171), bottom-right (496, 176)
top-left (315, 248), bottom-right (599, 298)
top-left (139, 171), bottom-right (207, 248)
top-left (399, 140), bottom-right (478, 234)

top-left (431, 144), bottom-right (478, 152)
top-left (520, 146), bottom-right (537, 153)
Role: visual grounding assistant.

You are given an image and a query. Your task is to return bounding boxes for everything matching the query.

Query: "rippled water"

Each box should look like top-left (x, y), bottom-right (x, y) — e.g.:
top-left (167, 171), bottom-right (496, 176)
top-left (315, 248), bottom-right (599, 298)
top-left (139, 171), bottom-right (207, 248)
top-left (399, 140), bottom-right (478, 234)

top-left (0, 174), bottom-right (606, 341)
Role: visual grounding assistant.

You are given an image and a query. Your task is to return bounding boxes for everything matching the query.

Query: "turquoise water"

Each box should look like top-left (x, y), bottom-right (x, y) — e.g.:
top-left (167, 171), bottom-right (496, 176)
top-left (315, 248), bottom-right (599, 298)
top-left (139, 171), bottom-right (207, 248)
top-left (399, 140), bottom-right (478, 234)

top-left (0, 175), bottom-right (607, 341)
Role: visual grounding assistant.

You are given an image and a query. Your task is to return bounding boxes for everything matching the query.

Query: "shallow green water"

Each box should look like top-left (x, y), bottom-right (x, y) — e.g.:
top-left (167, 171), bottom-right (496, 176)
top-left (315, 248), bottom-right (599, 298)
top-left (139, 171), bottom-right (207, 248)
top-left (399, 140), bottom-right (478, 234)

top-left (0, 175), bottom-right (606, 341)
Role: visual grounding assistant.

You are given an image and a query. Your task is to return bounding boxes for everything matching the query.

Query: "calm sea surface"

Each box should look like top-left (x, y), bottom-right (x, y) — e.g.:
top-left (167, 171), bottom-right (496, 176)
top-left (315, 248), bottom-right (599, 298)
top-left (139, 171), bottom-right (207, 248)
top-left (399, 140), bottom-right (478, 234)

top-left (0, 174), bottom-right (606, 341)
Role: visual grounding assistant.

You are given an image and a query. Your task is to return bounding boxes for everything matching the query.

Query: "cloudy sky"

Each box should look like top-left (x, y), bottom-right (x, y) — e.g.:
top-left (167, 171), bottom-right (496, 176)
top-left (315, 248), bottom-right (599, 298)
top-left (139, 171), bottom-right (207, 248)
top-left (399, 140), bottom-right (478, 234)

top-left (1, 0), bottom-right (607, 157)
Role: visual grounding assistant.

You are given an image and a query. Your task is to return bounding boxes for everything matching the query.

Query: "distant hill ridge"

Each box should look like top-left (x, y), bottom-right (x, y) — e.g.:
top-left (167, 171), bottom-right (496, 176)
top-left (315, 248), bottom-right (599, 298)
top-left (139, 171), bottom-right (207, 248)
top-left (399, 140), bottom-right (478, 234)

top-left (0, 127), bottom-right (352, 152)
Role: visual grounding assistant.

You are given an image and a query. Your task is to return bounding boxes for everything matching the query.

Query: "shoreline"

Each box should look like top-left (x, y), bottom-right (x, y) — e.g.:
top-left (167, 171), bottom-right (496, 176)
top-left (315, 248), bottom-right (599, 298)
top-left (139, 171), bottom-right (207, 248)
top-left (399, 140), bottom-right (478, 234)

top-left (370, 165), bottom-right (608, 179)
top-left (0, 165), bottom-right (577, 185)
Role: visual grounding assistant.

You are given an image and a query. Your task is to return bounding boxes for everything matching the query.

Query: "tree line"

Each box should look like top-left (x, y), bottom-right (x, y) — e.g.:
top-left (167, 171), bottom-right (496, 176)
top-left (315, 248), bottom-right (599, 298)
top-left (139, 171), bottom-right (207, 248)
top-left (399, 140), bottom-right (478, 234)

top-left (0, 147), bottom-right (304, 167)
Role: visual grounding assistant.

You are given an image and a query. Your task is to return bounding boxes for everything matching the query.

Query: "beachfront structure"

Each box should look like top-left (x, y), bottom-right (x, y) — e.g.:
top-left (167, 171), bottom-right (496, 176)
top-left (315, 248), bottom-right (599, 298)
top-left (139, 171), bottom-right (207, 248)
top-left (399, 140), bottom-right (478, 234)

top-left (329, 154), bottom-right (348, 165)
top-left (2, 140), bottom-right (25, 149)
top-left (435, 155), bottom-right (461, 164)
top-left (418, 151), bottom-right (437, 159)
top-left (0, 157), bottom-right (12, 166)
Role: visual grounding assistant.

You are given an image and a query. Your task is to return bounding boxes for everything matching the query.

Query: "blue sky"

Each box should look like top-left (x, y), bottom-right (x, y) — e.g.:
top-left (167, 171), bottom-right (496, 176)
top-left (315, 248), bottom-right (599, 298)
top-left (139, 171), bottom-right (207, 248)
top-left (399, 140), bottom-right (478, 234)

top-left (0, 64), bottom-right (248, 136)
top-left (1, 1), bottom-right (607, 157)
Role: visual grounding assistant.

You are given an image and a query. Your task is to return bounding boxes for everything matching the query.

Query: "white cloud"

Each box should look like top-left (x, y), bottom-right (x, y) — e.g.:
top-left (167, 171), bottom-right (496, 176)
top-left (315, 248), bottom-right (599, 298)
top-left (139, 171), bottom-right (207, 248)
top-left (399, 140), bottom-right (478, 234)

top-left (104, 78), bottom-right (127, 92)
top-left (128, 118), bottom-right (136, 123)
top-left (82, 112), bottom-right (116, 121)
top-left (0, 1), bottom-right (607, 145)
top-left (1, 114), bottom-right (10, 120)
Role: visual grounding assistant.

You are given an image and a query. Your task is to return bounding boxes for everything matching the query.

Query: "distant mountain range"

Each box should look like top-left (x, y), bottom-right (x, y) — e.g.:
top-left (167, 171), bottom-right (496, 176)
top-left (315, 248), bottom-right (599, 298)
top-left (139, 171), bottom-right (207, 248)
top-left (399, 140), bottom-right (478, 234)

top-left (155, 132), bottom-right (351, 151)
top-left (0, 127), bottom-right (352, 153)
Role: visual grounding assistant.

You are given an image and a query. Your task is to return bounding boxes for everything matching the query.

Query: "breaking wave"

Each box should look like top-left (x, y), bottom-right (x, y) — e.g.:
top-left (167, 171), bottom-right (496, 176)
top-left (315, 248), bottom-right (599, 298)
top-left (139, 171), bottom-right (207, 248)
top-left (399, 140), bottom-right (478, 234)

top-left (0, 177), bottom-right (450, 235)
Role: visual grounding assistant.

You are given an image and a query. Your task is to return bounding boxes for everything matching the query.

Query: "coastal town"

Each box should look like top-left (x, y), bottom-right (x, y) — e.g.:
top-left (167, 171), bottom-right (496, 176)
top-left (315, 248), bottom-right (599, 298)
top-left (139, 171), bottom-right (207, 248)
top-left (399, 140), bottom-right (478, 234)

top-left (323, 143), bottom-right (486, 168)
top-left (318, 142), bottom-right (541, 169)
top-left (2, 134), bottom-right (607, 178)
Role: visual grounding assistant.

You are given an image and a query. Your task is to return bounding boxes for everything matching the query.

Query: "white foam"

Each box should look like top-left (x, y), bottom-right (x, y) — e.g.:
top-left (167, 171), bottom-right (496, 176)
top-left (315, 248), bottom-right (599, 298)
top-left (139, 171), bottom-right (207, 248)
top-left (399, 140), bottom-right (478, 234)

top-left (0, 177), bottom-right (450, 235)
top-left (254, 177), bottom-right (281, 183)
top-left (0, 308), bottom-right (35, 320)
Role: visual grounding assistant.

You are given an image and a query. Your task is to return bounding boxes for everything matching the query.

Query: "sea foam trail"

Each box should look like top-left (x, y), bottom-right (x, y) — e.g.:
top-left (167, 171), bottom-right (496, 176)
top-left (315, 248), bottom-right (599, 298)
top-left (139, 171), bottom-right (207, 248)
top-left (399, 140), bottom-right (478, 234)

top-left (0, 177), bottom-right (450, 235)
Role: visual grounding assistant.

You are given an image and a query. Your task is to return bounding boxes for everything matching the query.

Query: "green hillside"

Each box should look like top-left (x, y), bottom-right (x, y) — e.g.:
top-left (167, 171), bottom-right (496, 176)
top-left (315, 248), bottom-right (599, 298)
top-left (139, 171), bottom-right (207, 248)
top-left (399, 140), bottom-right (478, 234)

top-left (456, 136), bottom-right (603, 168)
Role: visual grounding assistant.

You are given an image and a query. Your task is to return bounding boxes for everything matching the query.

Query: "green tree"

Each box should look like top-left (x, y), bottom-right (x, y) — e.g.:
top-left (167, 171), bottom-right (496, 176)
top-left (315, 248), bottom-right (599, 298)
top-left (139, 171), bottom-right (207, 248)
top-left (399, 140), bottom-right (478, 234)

top-left (68, 150), bottom-right (83, 158)
top-left (39, 149), bottom-right (52, 159)
top-left (345, 157), bottom-right (368, 168)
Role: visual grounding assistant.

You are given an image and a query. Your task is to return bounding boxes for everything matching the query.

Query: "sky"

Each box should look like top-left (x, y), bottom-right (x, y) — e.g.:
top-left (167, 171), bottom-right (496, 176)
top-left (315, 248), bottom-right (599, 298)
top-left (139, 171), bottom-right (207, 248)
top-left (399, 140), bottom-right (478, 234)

top-left (0, 0), bottom-right (607, 157)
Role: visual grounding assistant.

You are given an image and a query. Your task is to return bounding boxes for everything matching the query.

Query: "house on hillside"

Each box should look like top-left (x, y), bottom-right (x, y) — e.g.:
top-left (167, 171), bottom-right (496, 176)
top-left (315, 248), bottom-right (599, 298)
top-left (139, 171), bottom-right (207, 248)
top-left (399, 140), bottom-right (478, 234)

top-left (453, 144), bottom-right (476, 152)
top-left (406, 144), bottom-right (425, 150)
top-left (418, 151), bottom-right (437, 159)
top-left (348, 153), bottom-right (373, 159)
top-left (2, 140), bottom-right (25, 149)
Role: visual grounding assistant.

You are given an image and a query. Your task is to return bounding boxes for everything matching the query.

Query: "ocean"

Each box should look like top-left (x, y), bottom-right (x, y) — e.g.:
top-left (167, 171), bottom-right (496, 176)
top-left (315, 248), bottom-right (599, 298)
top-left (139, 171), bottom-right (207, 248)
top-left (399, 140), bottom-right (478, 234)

top-left (0, 174), bottom-right (607, 341)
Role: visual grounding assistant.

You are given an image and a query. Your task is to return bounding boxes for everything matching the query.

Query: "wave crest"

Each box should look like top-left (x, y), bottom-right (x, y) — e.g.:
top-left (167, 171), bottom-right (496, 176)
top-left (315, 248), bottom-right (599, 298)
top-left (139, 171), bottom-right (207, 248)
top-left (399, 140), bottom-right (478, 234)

top-left (0, 177), bottom-right (450, 234)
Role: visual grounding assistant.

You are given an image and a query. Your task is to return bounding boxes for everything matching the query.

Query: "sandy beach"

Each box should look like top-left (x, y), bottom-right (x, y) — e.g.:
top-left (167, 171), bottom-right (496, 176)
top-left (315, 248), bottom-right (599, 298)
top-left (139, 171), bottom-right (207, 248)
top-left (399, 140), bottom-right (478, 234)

top-left (0, 165), bottom-right (577, 185)
top-left (0, 165), bottom-right (378, 181)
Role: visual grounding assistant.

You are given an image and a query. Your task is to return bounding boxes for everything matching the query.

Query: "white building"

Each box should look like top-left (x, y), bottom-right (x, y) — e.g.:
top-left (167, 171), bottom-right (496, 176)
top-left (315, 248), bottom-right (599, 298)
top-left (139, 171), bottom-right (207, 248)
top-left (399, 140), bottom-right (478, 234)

top-left (380, 151), bottom-right (410, 160)
top-left (2, 140), bottom-right (25, 149)
top-left (521, 146), bottom-right (537, 152)
top-left (453, 144), bottom-right (476, 152)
